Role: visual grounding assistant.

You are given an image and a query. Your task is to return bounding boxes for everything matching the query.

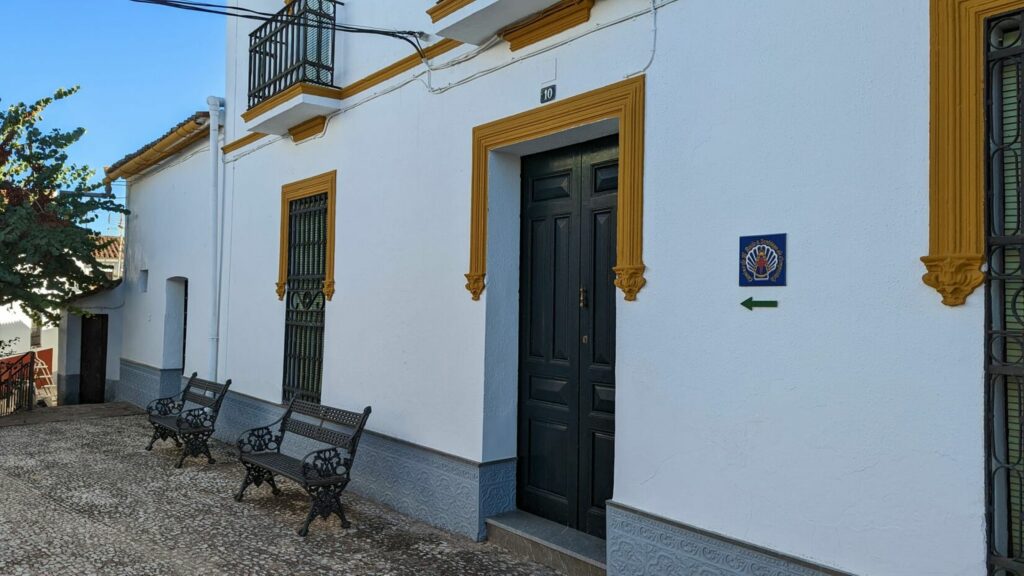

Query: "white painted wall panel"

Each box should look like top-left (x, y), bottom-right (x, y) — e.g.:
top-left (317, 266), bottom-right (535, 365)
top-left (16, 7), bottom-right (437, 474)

top-left (122, 143), bottom-right (214, 375)
top-left (123, 0), bottom-right (985, 573)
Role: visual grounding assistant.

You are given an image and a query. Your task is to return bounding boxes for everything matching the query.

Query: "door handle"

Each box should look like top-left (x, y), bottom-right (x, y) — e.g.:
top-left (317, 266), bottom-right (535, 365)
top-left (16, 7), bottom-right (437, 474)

top-left (579, 287), bottom-right (587, 309)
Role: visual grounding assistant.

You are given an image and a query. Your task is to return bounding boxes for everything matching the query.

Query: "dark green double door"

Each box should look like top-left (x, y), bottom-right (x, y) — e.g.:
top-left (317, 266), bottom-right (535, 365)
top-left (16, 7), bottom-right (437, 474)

top-left (518, 136), bottom-right (617, 538)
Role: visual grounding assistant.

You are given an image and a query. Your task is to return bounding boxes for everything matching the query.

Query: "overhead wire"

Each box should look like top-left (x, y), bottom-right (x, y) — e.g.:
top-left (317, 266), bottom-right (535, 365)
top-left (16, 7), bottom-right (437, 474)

top-left (227, 0), bottom-right (673, 161)
top-left (129, 0), bottom-right (428, 56)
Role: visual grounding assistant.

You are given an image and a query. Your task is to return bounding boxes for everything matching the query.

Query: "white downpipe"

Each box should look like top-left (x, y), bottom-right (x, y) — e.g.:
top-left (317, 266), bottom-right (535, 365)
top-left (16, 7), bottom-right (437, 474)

top-left (207, 96), bottom-right (225, 382)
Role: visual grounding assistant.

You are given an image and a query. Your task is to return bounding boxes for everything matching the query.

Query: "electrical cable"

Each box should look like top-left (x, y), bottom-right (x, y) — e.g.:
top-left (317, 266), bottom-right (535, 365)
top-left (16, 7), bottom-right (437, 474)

top-left (226, 0), bottom-right (675, 161)
top-left (129, 0), bottom-right (428, 56)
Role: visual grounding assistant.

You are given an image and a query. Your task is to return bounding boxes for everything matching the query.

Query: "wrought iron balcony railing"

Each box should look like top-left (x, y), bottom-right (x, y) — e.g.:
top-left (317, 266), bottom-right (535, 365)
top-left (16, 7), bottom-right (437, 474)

top-left (248, 0), bottom-right (337, 110)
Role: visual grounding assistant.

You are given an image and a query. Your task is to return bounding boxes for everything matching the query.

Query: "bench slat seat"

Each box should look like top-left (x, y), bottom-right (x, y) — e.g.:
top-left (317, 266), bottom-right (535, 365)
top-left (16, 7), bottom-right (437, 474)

top-left (149, 414), bottom-right (212, 434)
top-left (234, 398), bottom-right (372, 536)
top-left (144, 372), bottom-right (232, 468)
top-left (240, 452), bottom-right (306, 480)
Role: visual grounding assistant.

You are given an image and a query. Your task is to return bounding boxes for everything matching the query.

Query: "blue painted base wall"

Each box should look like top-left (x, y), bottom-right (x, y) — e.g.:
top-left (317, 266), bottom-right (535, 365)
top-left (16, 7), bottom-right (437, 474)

top-left (57, 373), bottom-right (79, 405)
top-left (116, 358), bottom-right (515, 541)
top-left (116, 359), bottom-right (185, 408)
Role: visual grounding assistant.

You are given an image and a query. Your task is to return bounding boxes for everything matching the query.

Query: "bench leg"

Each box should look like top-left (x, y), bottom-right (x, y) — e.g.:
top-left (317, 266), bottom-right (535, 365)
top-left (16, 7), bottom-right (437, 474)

top-left (178, 430), bottom-right (214, 468)
top-left (236, 463), bottom-right (279, 501)
top-left (146, 424), bottom-right (178, 451)
top-left (235, 470), bottom-right (253, 502)
top-left (333, 494), bottom-right (351, 529)
top-left (267, 475), bottom-right (282, 496)
top-left (298, 483), bottom-right (349, 536)
top-left (145, 428), bottom-right (159, 451)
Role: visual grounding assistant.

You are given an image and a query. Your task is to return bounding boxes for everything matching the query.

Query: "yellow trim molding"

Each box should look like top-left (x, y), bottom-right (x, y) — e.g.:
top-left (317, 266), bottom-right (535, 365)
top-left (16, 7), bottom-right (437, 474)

top-left (288, 115), bottom-right (328, 142)
top-left (925, 0), bottom-right (1024, 305)
top-left (103, 115), bottom-right (210, 186)
top-left (467, 75), bottom-right (646, 301)
top-left (232, 40), bottom-right (462, 143)
top-left (501, 0), bottom-right (594, 52)
top-left (242, 82), bottom-right (345, 123)
top-left (278, 171), bottom-right (337, 301)
top-left (222, 131), bottom-right (267, 154)
top-left (340, 39), bottom-right (463, 99)
top-left (427, 0), bottom-right (475, 23)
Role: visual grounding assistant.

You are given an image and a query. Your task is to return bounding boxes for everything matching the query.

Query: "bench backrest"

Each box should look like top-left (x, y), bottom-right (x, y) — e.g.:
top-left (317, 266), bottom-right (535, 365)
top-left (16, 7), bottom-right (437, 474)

top-left (181, 372), bottom-right (232, 416)
top-left (281, 399), bottom-right (372, 457)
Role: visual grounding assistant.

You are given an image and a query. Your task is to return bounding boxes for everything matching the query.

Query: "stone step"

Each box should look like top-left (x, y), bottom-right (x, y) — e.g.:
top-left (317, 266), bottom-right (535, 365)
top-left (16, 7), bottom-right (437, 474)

top-left (485, 510), bottom-right (606, 576)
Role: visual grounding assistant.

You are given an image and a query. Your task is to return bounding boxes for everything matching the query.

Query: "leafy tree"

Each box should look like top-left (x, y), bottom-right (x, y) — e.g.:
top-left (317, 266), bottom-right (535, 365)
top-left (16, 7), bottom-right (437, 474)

top-left (0, 87), bottom-right (126, 324)
top-left (0, 337), bottom-right (18, 358)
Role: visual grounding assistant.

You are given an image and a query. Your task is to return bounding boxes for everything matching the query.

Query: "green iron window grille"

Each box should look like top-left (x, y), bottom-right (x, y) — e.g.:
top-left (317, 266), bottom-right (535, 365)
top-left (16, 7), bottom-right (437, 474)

top-left (987, 11), bottom-right (1024, 575)
top-left (282, 192), bottom-right (328, 404)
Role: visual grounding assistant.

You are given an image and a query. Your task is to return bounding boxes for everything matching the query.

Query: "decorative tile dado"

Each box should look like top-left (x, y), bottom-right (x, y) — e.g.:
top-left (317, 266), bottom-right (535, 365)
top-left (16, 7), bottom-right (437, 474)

top-left (355, 434), bottom-right (516, 540)
top-left (117, 359), bottom-right (186, 410)
top-left (204, 387), bottom-right (516, 541)
top-left (606, 502), bottom-right (851, 576)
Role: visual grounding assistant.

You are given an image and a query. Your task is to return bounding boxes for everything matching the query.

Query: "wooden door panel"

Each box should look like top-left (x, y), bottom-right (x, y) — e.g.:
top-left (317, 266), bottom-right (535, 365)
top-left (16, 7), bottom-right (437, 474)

top-left (519, 145), bottom-right (581, 527)
top-left (519, 136), bottom-right (616, 537)
top-left (551, 215), bottom-right (573, 363)
top-left (584, 430), bottom-right (615, 538)
top-left (587, 207), bottom-right (617, 368)
top-left (528, 375), bottom-right (570, 407)
top-left (577, 139), bottom-right (618, 538)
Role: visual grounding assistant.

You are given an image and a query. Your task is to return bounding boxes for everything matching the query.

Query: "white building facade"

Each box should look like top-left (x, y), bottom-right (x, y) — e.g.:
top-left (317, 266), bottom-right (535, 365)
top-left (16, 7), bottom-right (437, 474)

top-left (59, 1), bottom-right (1018, 574)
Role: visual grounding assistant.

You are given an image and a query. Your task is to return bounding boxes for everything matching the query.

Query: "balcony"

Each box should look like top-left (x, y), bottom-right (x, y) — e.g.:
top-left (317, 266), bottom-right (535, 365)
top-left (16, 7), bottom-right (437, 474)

top-left (243, 0), bottom-right (344, 137)
top-left (428, 0), bottom-right (569, 46)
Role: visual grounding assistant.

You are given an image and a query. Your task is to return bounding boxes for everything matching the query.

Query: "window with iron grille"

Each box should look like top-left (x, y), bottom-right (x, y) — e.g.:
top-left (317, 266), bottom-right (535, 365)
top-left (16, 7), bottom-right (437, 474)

top-left (987, 11), bottom-right (1024, 575)
top-left (282, 193), bottom-right (328, 404)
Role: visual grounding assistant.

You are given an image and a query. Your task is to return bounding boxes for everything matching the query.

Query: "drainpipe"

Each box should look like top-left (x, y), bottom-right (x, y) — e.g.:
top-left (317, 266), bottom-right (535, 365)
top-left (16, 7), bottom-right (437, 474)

top-left (207, 96), bottom-right (225, 382)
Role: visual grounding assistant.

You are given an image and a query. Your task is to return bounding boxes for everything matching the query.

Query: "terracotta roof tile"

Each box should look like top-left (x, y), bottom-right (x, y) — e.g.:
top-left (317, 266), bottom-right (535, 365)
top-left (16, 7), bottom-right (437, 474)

top-left (103, 111), bottom-right (211, 186)
top-left (93, 236), bottom-right (123, 260)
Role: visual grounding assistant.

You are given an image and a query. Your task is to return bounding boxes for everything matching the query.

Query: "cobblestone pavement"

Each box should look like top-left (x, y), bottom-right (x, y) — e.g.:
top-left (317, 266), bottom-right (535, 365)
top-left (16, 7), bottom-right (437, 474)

top-left (0, 414), bottom-right (557, 576)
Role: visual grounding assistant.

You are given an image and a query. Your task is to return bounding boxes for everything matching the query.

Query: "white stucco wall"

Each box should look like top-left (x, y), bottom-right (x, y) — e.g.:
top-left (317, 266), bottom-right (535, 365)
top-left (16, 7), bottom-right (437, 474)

top-left (111, 0), bottom-right (985, 574)
top-left (0, 305), bottom-right (59, 369)
top-left (0, 315), bottom-right (31, 355)
top-left (613, 3), bottom-right (983, 576)
top-left (121, 141), bottom-right (214, 375)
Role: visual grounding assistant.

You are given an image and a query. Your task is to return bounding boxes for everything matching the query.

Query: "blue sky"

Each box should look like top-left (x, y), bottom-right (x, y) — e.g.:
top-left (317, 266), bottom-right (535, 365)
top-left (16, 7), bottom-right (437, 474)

top-left (0, 0), bottom-right (225, 235)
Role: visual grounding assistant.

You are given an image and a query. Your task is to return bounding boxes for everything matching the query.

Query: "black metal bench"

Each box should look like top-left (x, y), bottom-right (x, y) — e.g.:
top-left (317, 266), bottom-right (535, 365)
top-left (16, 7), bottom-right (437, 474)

top-left (235, 399), bottom-right (372, 536)
top-left (145, 372), bottom-right (231, 468)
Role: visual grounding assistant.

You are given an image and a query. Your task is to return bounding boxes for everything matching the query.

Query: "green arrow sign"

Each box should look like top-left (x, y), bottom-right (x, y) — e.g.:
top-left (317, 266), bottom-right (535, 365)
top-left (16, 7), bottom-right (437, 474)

top-left (741, 297), bottom-right (778, 311)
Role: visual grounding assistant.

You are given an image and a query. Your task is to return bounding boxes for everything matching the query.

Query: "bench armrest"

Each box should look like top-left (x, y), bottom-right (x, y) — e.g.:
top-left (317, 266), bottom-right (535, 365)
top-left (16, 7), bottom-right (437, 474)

top-left (146, 395), bottom-right (182, 417)
top-left (237, 419), bottom-right (284, 454)
top-left (178, 407), bottom-right (215, 430)
top-left (301, 447), bottom-right (352, 482)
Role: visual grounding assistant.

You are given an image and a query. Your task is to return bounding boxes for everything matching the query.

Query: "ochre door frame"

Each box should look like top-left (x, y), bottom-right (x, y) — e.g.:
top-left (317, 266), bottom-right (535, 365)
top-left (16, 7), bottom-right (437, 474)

top-left (277, 170), bottom-right (337, 301)
top-left (466, 75), bottom-right (647, 301)
top-left (925, 0), bottom-right (1024, 305)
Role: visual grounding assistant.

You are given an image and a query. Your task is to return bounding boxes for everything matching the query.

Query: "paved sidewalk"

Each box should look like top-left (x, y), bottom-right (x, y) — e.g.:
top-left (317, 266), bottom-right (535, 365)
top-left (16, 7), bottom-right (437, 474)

top-left (0, 402), bottom-right (143, 427)
top-left (0, 412), bottom-right (556, 576)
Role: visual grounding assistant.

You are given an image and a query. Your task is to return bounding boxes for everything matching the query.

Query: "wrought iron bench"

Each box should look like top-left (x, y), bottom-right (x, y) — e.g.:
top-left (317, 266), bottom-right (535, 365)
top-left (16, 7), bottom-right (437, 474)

top-left (235, 399), bottom-right (372, 536)
top-left (145, 372), bottom-right (232, 468)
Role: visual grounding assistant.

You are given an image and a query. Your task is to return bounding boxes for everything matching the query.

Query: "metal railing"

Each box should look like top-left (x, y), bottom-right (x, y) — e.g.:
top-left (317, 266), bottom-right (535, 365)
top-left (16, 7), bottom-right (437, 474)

top-left (0, 352), bottom-right (35, 417)
top-left (248, 0), bottom-right (337, 109)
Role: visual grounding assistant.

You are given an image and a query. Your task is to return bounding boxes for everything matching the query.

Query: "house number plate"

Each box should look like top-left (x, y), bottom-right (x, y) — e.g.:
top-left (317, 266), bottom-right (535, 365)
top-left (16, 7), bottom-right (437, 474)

top-left (541, 85), bottom-right (557, 104)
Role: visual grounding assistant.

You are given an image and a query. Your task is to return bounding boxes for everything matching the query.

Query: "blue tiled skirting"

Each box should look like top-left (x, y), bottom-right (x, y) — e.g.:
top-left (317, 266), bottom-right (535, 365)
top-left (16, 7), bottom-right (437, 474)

top-left (117, 361), bottom-right (516, 541)
top-left (116, 359), bottom-right (185, 409)
top-left (57, 373), bottom-right (80, 405)
top-left (606, 502), bottom-right (851, 576)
